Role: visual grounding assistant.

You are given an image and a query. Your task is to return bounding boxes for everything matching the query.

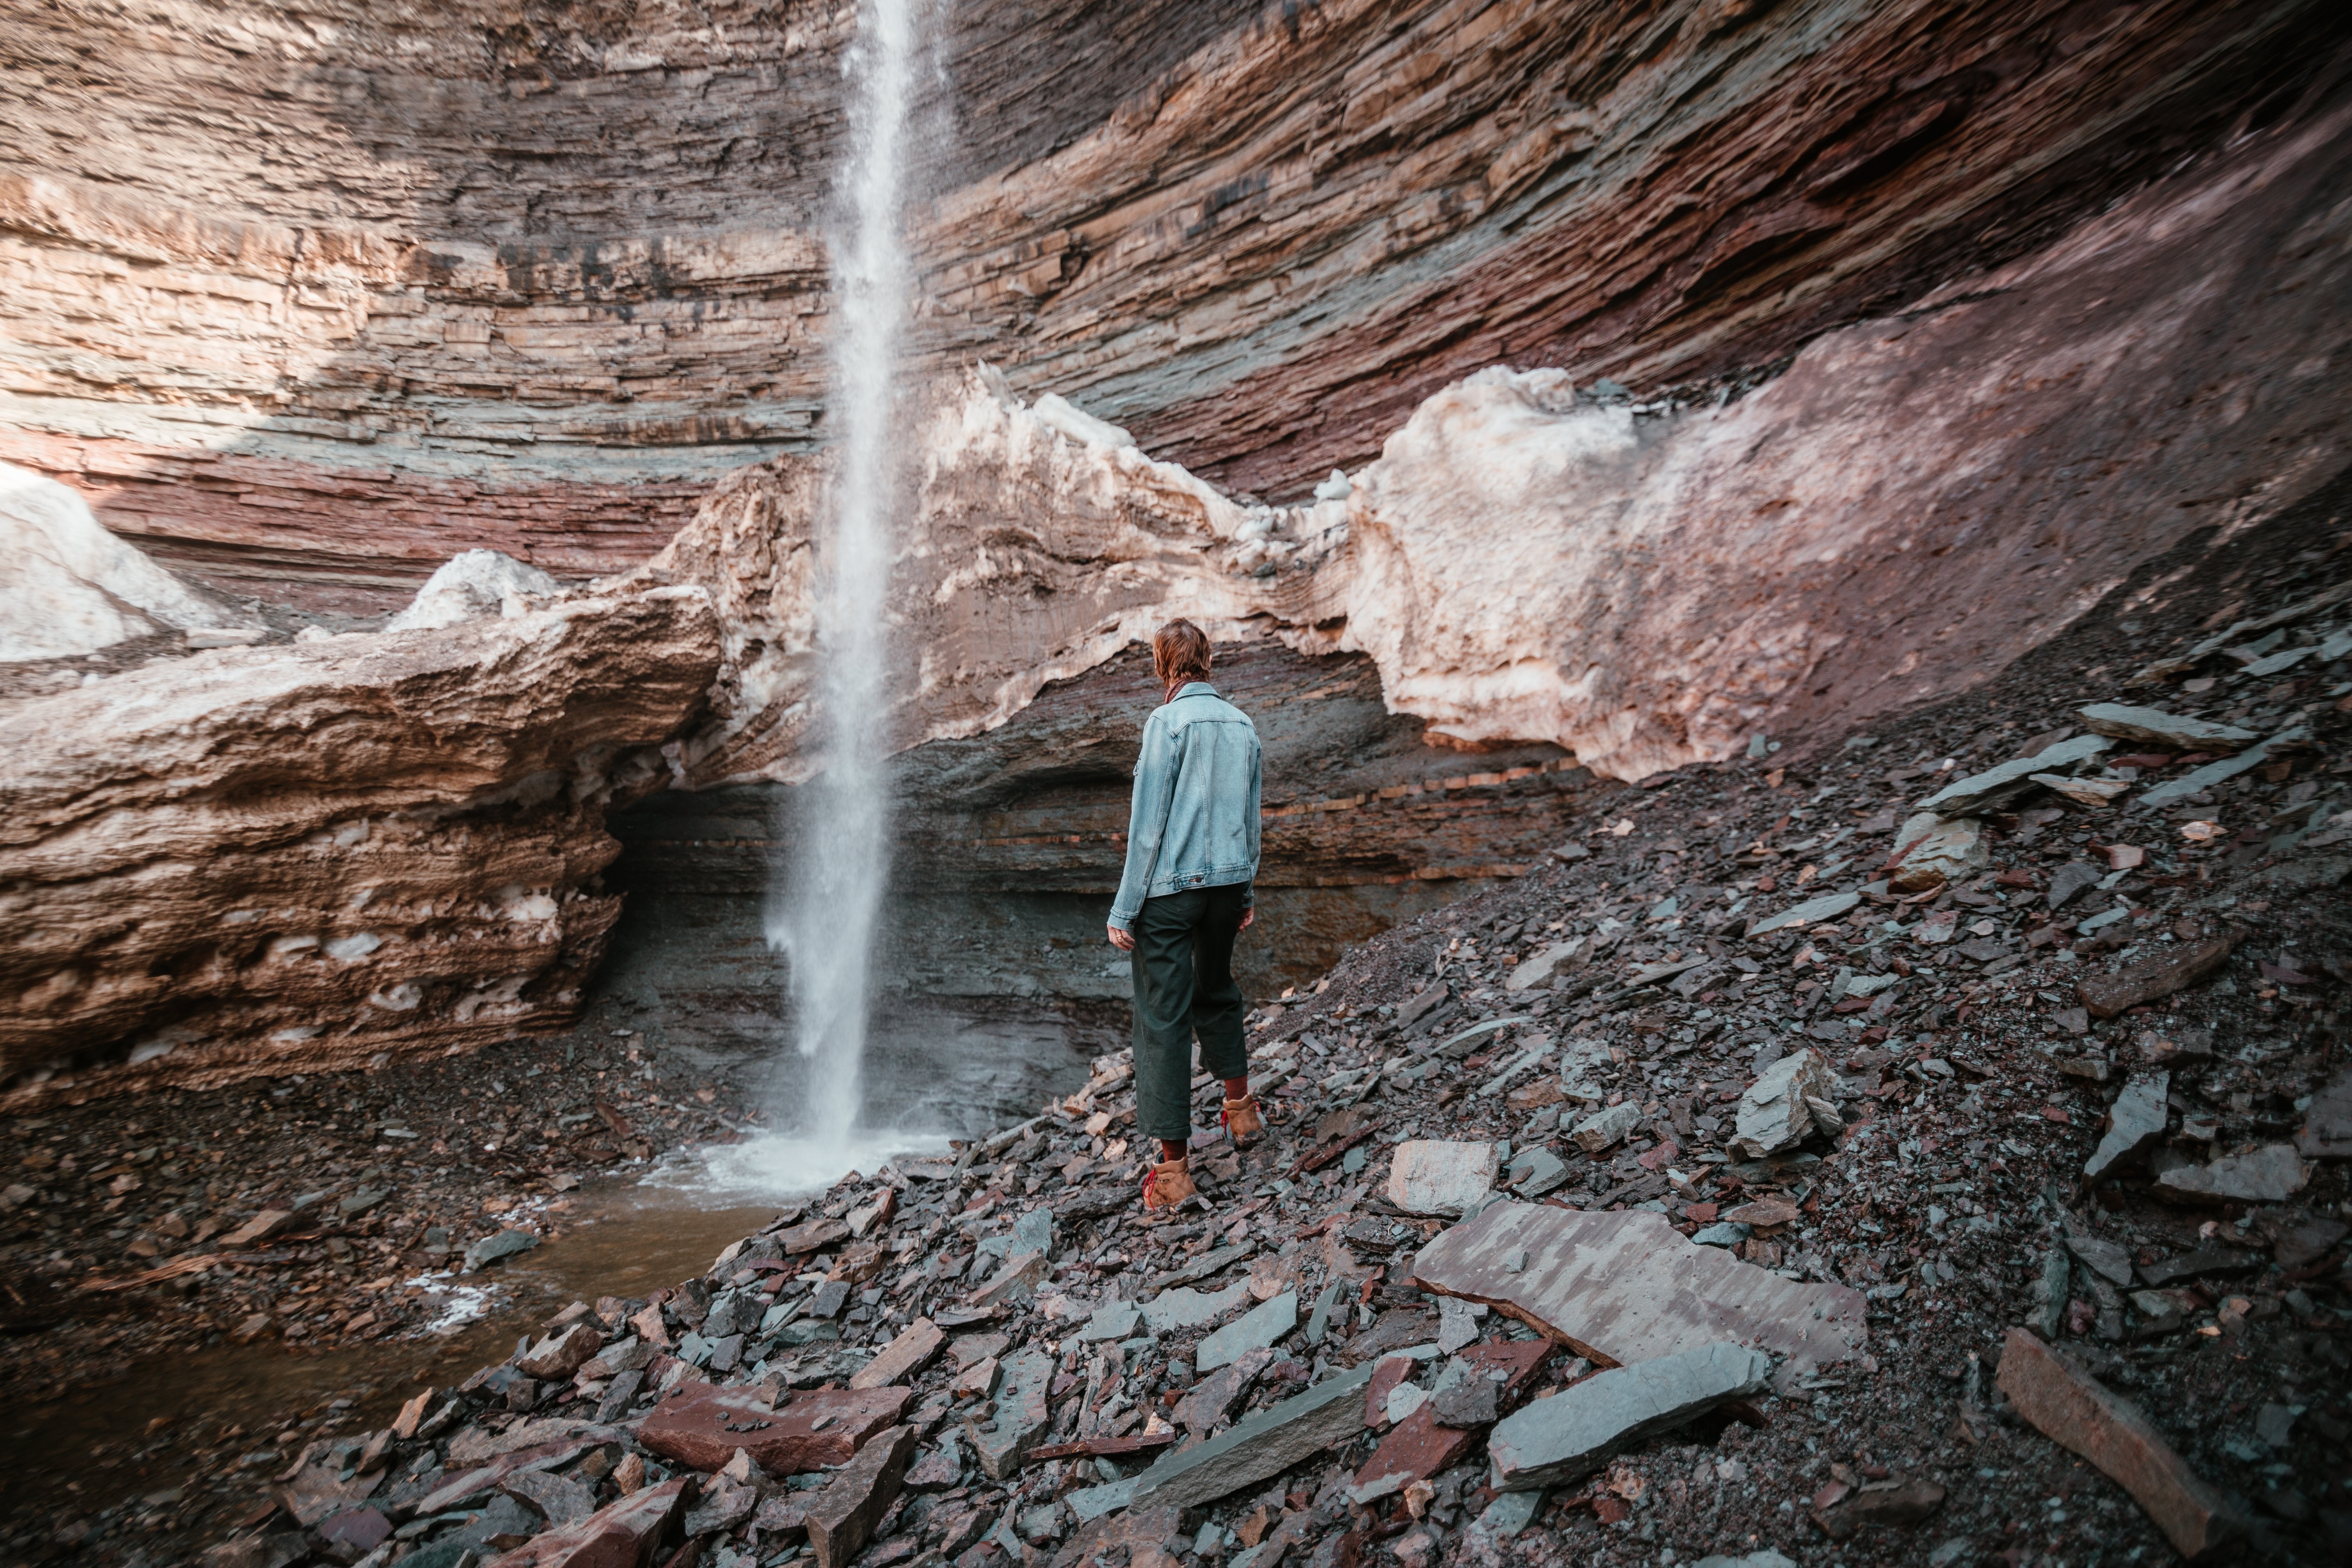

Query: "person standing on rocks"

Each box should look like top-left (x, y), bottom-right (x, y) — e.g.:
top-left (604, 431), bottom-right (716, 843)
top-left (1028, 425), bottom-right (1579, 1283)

top-left (1107, 618), bottom-right (1267, 1211)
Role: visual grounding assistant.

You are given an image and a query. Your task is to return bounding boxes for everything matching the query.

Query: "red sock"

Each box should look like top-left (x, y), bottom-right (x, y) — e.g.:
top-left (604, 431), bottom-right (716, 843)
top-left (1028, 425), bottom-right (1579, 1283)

top-left (1160, 1138), bottom-right (1188, 1164)
top-left (1224, 1076), bottom-right (1249, 1101)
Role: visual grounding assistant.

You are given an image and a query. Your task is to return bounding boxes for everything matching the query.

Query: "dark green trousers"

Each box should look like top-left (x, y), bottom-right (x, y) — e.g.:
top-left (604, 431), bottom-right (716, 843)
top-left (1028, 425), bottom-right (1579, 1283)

top-left (1129, 884), bottom-right (1250, 1142)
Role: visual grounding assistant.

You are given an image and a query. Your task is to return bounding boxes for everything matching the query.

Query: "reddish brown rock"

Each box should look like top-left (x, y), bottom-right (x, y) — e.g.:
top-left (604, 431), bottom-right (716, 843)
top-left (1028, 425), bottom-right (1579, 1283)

top-left (804, 1424), bottom-right (918, 1568)
top-left (518, 1323), bottom-right (606, 1380)
top-left (1811, 1477), bottom-right (1947, 1540)
top-left (774, 1218), bottom-right (851, 1257)
top-left (483, 1476), bottom-right (688, 1568)
top-left (2078, 937), bottom-right (2235, 1020)
top-left (1349, 1339), bottom-right (1553, 1501)
top-left (634, 1384), bottom-right (911, 1477)
top-left (1994, 1328), bottom-right (2242, 1559)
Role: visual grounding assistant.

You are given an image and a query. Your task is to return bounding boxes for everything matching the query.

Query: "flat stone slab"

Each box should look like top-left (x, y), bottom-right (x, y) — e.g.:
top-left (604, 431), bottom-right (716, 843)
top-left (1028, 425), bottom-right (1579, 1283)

top-left (2075, 703), bottom-right (2255, 753)
top-left (2152, 1144), bottom-right (2309, 1203)
top-left (1196, 1291), bottom-right (1296, 1372)
top-left (849, 1318), bottom-right (944, 1390)
top-left (2078, 937), bottom-right (2233, 1018)
top-left (1506, 939), bottom-right (1584, 992)
top-left (1386, 1140), bottom-right (1498, 1215)
top-left (805, 1424), bottom-right (916, 1568)
top-left (1488, 1340), bottom-right (1770, 1490)
top-left (2296, 1068), bottom-right (2352, 1160)
top-left (1142, 1281), bottom-right (1251, 1334)
top-left (1995, 1327), bottom-right (2241, 1559)
top-left (2085, 1072), bottom-right (2168, 1180)
top-left (634, 1383), bottom-right (910, 1475)
top-left (1916, 733), bottom-right (2109, 816)
top-left (1125, 1361), bottom-right (1377, 1511)
top-left (1746, 890), bottom-right (1860, 938)
top-left (2138, 724), bottom-right (2305, 807)
top-left (1570, 1102), bottom-right (1643, 1154)
top-left (1409, 1200), bottom-right (1866, 1370)
top-left (481, 1477), bottom-right (687, 1568)
top-left (968, 1345), bottom-right (1055, 1480)
top-left (1076, 1298), bottom-right (1142, 1342)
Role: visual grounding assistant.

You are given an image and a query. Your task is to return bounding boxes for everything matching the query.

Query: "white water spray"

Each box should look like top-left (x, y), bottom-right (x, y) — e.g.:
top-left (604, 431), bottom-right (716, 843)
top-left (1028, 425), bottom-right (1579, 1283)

top-left (763, 0), bottom-right (923, 1168)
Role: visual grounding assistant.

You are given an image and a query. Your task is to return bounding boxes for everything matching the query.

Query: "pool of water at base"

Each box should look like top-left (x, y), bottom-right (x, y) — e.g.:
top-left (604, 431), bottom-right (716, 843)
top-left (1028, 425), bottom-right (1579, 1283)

top-left (5, 1184), bottom-right (802, 1536)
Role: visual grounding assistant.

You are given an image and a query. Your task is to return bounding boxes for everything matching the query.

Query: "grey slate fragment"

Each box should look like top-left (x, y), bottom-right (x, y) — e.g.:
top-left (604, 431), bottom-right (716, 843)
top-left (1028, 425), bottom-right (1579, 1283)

top-left (1303, 1282), bottom-right (1344, 1347)
top-left (1195, 1292), bottom-right (1297, 1372)
top-left (2064, 1230), bottom-right (2135, 1288)
top-left (1431, 1376), bottom-right (1499, 1428)
top-left (1915, 733), bottom-right (2109, 815)
top-left (1486, 1342), bottom-right (1771, 1490)
top-left (2084, 1072), bottom-right (2169, 1180)
top-left (2046, 863), bottom-right (2103, 911)
top-left (1126, 1362), bottom-right (1378, 1510)
top-left (2139, 725), bottom-right (2306, 806)
top-left (2074, 704), bottom-right (2256, 752)
top-left (1141, 1281), bottom-right (1251, 1334)
top-left (461, 1228), bottom-right (540, 1274)
top-left (804, 1424), bottom-right (916, 1568)
top-left (968, 1345), bottom-right (1055, 1479)
top-left (1174, 1347), bottom-right (1273, 1435)
top-left (1746, 890), bottom-right (1860, 938)
top-left (1076, 1298), bottom-right (1141, 1343)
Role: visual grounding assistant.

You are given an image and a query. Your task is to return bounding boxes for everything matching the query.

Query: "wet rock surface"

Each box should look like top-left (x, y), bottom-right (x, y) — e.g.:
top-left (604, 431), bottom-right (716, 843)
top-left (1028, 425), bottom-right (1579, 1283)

top-left (7, 499), bottom-right (2352, 1568)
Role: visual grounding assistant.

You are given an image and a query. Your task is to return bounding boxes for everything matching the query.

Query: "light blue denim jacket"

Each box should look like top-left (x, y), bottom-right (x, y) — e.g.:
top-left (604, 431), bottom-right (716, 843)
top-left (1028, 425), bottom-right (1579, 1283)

top-left (1108, 682), bottom-right (1262, 931)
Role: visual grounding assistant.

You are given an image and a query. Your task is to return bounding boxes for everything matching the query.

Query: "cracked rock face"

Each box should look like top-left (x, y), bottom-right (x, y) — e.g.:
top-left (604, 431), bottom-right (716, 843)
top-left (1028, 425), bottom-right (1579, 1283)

top-left (0, 587), bottom-right (723, 1105)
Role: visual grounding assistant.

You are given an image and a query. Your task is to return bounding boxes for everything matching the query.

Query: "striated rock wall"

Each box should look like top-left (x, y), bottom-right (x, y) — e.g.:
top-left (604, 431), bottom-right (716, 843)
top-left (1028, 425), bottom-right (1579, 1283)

top-left (1, 0), bottom-right (2341, 604)
top-left (0, 587), bottom-right (723, 1107)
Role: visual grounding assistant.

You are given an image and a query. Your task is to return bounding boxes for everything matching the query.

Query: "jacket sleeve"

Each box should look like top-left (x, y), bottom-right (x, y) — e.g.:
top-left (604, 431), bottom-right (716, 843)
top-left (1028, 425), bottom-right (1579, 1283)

top-left (1242, 728), bottom-right (1262, 908)
top-left (1109, 712), bottom-right (1181, 930)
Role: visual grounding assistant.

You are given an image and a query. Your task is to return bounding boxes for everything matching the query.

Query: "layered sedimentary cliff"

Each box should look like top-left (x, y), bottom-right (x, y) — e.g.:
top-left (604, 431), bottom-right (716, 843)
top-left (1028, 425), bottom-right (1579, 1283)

top-left (0, 587), bottom-right (722, 1106)
top-left (2, 0), bottom-right (2343, 604)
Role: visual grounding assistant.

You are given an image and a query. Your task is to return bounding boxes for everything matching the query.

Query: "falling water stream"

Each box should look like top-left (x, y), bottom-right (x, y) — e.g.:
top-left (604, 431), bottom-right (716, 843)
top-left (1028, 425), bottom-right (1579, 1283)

top-left (728, 0), bottom-right (933, 1192)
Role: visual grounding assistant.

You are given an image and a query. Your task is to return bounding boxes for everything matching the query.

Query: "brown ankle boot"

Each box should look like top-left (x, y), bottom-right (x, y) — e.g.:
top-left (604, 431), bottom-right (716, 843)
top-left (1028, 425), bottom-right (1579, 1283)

top-left (1221, 1094), bottom-right (1265, 1145)
top-left (1141, 1157), bottom-right (1198, 1212)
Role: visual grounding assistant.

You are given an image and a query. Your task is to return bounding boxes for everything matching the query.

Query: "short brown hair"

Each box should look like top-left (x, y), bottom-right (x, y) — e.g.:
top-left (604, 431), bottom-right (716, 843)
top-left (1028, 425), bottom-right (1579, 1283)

top-left (1152, 618), bottom-right (1212, 687)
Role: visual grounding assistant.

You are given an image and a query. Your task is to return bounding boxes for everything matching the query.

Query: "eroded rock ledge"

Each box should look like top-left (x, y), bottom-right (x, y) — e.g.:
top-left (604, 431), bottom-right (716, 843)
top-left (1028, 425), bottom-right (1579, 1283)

top-left (0, 587), bottom-right (723, 1107)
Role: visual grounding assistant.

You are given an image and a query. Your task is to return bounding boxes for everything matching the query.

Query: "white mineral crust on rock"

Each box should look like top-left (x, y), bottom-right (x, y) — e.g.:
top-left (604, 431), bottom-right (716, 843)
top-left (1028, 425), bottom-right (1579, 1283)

top-left (386, 548), bottom-right (561, 633)
top-left (0, 460), bottom-right (235, 660)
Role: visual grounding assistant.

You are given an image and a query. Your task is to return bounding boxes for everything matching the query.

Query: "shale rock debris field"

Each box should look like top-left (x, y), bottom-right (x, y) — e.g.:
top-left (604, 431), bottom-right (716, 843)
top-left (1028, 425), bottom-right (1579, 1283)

top-left (8, 525), bottom-right (2347, 1568)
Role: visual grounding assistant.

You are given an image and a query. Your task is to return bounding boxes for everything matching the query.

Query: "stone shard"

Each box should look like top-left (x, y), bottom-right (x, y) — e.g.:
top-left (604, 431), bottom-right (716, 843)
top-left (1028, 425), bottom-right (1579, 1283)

top-left (1384, 1140), bottom-right (1498, 1215)
top-left (849, 1317), bottom-right (944, 1390)
top-left (2084, 1072), bottom-right (2169, 1180)
top-left (1126, 1361), bottom-right (1377, 1510)
top-left (1915, 733), bottom-right (2110, 816)
top-left (968, 1345), bottom-right (1055, 1480)
top-left (1141, 1281), bottom-right (1252, 1334)
top-left (2151, 1144), bottom-right (2309, 1203)
top-left (480, 1476), bottom-right (688, 1568)
top-left (0, 586), bottom-right (722, 1107)
top-left (775, 1217), bottom-right (851, 1256)
top-left (1351, 1340), bottom-right (1554, 1502)
top-left (2296, 1068), bottom-right (2352, 1160)
top-left (1196, 1292), bottom-right (1297, 1372)
top-left (2078, 937), bottom-right (2233, 1019)
top-left (971, 1250), bottom-right (1050, 1306)
top-left (1812, 1477), bottom-right (1948, 1539)
top-left (2138, 725), bottom-right (2308, 807)
top-left (633, 1384), bottom-right (910, 1475)
top-left (1506, 940), bottom-right (1584, 992)
top-left (499, 1467), bottom-right (596, 1526)
top-left (1174, 1347), bottom-right (1274, 1436)
top-left (1728, 1049), bottom-right (1837, 1158)
top-left (465, 1229), bottom-right (542, 1274)
top-left (1746, 891), bottom-right (1861, 938)
top-left (2047, 863), bottom-right (2104, 911)
top-left (1076, 1297), bottom-right (1141, 1342)
top-left (1487, 1341), bottom-right (1771, 1490)
top-left (2064, 1229), bottom-right (2135, 1288)
top-left (1408, 1201), bottom-right (1865, 1370)
top-left (1888, 815), bottom-right (1986, 893)
top-left (1570, 1102), bottom-right (1644, 1155)
top-left (1430, 1376), bottom-right (1499, 1429)
top-left (1995, 1327), bottom-right (2242, 1559)
top-left (2074, 703), bottom-right (2256, 752)
top-left (517, 1322), bottom-right (604, 1380)
top-left (804, 1424), bottom-right (917, 1568)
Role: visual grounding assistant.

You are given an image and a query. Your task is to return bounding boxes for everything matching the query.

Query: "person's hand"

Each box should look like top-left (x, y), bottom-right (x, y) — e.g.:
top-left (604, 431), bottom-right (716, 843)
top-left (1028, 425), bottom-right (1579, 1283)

top-left (1107, 923), bottom-right (1135, 951)
top-left (1239, 907), bottom-right (1255, 931)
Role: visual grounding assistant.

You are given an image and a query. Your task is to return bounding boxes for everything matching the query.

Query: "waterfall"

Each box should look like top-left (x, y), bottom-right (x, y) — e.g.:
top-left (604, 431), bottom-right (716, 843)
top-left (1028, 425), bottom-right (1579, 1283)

top-left (768, 0), bottom-right (922, 1162)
